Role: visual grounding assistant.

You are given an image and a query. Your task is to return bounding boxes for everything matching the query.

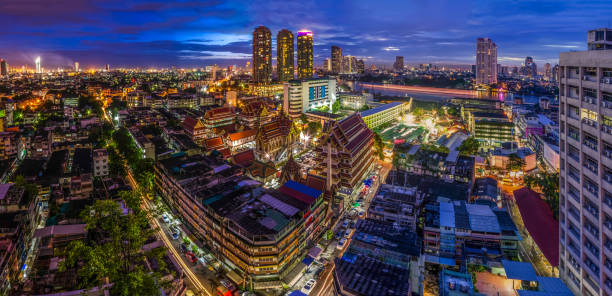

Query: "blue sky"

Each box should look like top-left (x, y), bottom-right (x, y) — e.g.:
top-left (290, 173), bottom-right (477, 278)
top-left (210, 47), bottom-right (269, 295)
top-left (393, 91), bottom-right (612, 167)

top-left (1, 0), bottom-right (611, 68)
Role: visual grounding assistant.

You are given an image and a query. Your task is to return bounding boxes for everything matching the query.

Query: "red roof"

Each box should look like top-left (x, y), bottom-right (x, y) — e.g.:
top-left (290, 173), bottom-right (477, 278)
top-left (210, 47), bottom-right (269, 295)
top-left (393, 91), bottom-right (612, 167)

top-left (232, 149), bottom-right (255, 167)
top-left (228, 129), bottom-right (256, 142)
top-left (513, 187), bottom-right (559, 266)
top-left (204, 137), bottom-right (225, 150)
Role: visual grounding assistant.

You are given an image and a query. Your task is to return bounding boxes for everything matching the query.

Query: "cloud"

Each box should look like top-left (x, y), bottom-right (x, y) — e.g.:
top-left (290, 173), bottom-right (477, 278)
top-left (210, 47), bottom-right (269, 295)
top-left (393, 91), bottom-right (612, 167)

top-left (383, 46), bottom-right (400, 51)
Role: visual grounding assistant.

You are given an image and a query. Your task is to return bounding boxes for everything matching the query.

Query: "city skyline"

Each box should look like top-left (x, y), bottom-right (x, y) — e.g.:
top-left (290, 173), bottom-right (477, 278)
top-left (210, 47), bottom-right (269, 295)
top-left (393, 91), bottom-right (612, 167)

top-left (1, 0), bottom-right (612, 68)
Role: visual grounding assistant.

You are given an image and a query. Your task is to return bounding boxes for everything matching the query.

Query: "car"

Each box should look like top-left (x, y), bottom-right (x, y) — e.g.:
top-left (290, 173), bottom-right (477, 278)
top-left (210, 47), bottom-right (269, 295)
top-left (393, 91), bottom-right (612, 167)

top-left (198, 256), bottom-right (207, 266)
top-left (341, 219), bottom-right (350, 228)
top-left (344, 228), bottom-right (353, 238)
top-left (358, 210), bottom-right (365, 218)
top-left (180, 243), bottom-right (188, 253)
top-left (335, 231), bottom-right (342, 240)
top-left (171, 227), bottom-right (181, 240)
top-left (301, 279), bottom-right (316, 295)
top-left (161, 213), bottom-right (170, 223)
top-left (337, 238), bottom-right (347, 250)
top-left (220, 279), bottom-right (236, 292)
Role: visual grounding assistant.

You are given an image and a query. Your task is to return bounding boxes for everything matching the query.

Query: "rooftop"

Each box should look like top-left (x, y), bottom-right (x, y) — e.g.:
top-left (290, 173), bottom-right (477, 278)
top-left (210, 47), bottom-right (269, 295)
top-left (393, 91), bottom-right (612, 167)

top-left (334, 254), bottom-right (411, 296)
top-left (359, 101), bottom-right (405, 118)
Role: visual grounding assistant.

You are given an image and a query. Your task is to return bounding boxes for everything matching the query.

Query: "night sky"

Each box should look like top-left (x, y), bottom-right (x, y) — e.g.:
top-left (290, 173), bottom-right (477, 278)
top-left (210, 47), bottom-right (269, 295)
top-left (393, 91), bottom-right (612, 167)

top-left (2, 0), bottom-right (611, 68)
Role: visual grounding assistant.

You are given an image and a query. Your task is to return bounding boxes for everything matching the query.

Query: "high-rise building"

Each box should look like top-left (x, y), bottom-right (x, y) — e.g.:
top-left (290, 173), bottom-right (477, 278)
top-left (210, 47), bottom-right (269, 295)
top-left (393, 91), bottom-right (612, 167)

top-left (559, 28), bottom-right (612, 296)
top-left (544, 63), bottom-right (552, 80)
top-left (552, 64), bottom-right (560, 82)
top-left (277, 29), bottom-right (294, 82)
top-left (356, 59), bottom-right (365, 74)
top-left (0, 60), bottom-right (8, 76)
top-left (297, 30), bottom-right (313, 79)
top-left (105, 64), bottom-right (110, 72)
top-left (342, 56), bottom-right (358, 74)
top-left (524, 56), bottom-right (537, 77)
top-left (476, 38), bottom-right (497, 84)
top-left (252, 26), bottom-right (272, 84)
top-left (323, 58), bottom-right (331, 71)
top-left (331, 46), bottom-right (343, 74)
top-left (393, 56), bottom-right (404, 71)
top-left (587, 28), bottom-right (612, 50)
top-left (74, 62), bottom-right (79, 73)
top-left (35, 56), bottom-right (41, 74)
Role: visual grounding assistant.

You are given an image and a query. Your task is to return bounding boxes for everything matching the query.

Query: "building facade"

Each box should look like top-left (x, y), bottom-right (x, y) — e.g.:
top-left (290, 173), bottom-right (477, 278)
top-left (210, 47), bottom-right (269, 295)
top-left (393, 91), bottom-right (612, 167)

top-left (277, 29), bottom-right (294, 82)
top-left (297, 31), bottom-right (313, 79)
top-left (283, 78), bottom-right (337, 118)
top-left (253, 26), bottom-right (272, 84)
top-left (359, 101), bottom-right (411, 130)
top-left (558, 30), bottom-right (612, 296)
top-left (476, 38), bottom-right (498, 85)
top-left (394, 56), bottom-right (404, 71)
top-left (331, 46), bottom-right (343, 74)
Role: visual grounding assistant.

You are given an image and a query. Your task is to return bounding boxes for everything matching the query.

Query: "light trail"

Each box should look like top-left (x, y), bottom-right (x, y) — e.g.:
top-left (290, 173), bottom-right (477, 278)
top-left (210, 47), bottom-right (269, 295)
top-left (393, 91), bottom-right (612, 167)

top-left (360, 83), bottom-right (478, 97)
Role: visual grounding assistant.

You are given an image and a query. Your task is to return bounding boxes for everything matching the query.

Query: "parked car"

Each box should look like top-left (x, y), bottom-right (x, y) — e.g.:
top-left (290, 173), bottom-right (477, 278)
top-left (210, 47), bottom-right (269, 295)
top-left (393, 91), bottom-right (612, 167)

top-left (171, 227), bottom-right (181, 240)
top-left (180, 243), bottom-right (188, 253)
top-left (344, 228), bottom-right (353, 238)
top-left (301, 279), bottom-right (316, 295)
top-left (336, 238), bottom-right (347, 250)
top-left (341, 219), bottom-right (350, 228)
top-left (161, 213), bottom-right (170, 223)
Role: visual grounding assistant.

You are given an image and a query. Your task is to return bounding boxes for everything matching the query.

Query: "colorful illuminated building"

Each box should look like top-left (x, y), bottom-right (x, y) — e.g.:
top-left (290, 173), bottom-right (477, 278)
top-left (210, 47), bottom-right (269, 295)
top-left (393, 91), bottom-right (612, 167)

top-left (297, 30), bottom-right (313, 79)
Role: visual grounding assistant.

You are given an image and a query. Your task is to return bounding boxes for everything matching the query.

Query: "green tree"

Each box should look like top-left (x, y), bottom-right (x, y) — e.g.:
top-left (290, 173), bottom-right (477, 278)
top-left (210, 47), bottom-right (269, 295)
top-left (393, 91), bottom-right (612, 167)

top-left (307, 121), bottom-right (322, 136)
top-left (318, 105), bottom-right (330, 113)
top-left (300, 113), bottom-right (309, 125)
top-left (507, 153), bottom-right (525, 172)
top-left (332, 99), bottom-right (341, 114)
top-left (373, 132), bottom-right (385, 160)
top-left (412, 107), bottom-right (424, 121)
top-left (524, 172), bottom-right (560, 220)
top-left (359, 105), bottom-right (370, 111)
top-left (458, 137), bottom-right (480, 156)
top-left (60, 191), bottom-right (168, 295)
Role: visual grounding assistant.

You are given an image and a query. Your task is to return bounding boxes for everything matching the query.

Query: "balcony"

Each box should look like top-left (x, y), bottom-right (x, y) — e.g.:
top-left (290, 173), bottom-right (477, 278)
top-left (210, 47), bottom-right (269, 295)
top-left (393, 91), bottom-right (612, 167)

top-left (583, 96), bottom-right (598, 105)
top-left (584, 162), bottom-right (599, 175)
top-left (604, 125), bottom-right (612, 136)
top-left (584, 183), bottom-right (599, 196)
top-left (604, 100), bottom-right (612, 110)
top-left (584, 138), bottom-right (599, 151)
top-left (582, 118), bottom-right (598, 128)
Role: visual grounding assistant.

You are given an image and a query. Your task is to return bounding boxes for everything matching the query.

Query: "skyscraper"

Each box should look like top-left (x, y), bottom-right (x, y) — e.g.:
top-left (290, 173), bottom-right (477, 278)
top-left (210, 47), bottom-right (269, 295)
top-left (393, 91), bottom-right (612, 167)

top-left (476, 38), bottom-right (497, 84)
top-left (323, 59), bottom-right (331, 71)
top-left (544, 63), bottom-right (552, 80)
top-left (524, 56), bottom-right (537, 77)
top-left (393, 56), bottom-right (404, 71)
top-left (331, 46), bottom-right (343, 74)
top-left (0, 60), bottom-right (8, 76)
top-left (35, 56), bottom-right (41, 74)
top-left (559, 27), bottom-right (612, 296)
top-left (74, 62), bottom-right (79, 73)
top-left (252, 26), bottom-right (272, 84)
top-left (276, 29), bottom-right (294, 82)
top-left (356, 59), bottom-right (365, 74)
top-left (297, 30), bottom-right (313, 79)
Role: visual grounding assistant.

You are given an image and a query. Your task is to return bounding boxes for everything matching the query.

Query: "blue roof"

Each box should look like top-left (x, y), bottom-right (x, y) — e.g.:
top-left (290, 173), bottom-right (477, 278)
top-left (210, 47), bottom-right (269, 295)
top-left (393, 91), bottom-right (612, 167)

top-left (359, 102), bottom-right (404, 117)
top-left (536, 277), bottom-right (573, 295)
top-left (283, 180), bottom-right (322, 199)
top-left (502, 260), bottom-right (538, 281)
top-left (302, 255), bottom-right (315, 266)
top-left (288, 291), bottom-right (308, 296)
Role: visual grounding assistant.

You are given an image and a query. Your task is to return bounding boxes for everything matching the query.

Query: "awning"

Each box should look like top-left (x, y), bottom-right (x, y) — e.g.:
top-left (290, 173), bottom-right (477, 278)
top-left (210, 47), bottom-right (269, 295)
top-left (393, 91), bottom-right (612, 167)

top-left (502, 260), bottom-right (538, 281)
top-left (302, 255), bottom-right (315, 266)
top-left (226, 270), bottom-right (244, 285)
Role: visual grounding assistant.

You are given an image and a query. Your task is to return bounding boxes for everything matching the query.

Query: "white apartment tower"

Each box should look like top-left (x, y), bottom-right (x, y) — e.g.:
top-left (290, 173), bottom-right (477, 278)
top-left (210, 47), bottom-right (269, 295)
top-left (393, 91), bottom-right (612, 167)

top-left (476, 38), bottom-right (497, 85)
top-left (559, 27), bottom-right (612, 296)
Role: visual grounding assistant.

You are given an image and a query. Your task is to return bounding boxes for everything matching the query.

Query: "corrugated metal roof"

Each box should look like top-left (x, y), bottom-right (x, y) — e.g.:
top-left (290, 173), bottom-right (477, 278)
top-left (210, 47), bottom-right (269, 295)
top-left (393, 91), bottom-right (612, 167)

top-left (260, 193), bottom-right (300, 217)
top-left (283, 180), bottom-right (322, 199)
top-left (502, 260), bottom-right (538, 281)
top-left (359, 102), bottom-right (404, 118)
top-left (439, 202), bottom-right (455, 228)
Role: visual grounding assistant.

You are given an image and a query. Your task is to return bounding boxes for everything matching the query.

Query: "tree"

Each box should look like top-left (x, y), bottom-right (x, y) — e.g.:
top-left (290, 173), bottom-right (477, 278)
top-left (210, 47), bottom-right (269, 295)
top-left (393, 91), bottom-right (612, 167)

top-left (299, 113), bottom-right (309, 125)
top-left (307, 121), bottom-right (322, 136)
top-left (332, 99), bottom-right (341, 114)
top-left (447, 106), bottom-right (460, 117)
top-left (359, 105), bottom-right (370, 111)
top-left (60, 190), bottom-right (168, 296)
top-left (507, 153), bottom-right (525, 172)
top-left (373, 132), bottom-right (385, 160)
top-left (458, 137), bottom-right (480, 156)
top-left (412, 107), bottom-right (424, 121)
top-left (524, 172), bottom-right (559, 220)
top-left (14, 175), bottom-right (38, 207)
top-left (318, 105), bottom-right (330, 113)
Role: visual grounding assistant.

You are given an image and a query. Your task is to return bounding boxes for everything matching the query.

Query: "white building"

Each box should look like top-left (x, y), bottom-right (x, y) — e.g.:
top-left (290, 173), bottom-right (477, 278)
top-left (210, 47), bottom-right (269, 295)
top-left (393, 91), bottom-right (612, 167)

top-left (93, 148), bottom-right (109, 177)
top-left (559, 27), bottom-right (612, 296)
top-left (283, 78), bottom-right (337, 118)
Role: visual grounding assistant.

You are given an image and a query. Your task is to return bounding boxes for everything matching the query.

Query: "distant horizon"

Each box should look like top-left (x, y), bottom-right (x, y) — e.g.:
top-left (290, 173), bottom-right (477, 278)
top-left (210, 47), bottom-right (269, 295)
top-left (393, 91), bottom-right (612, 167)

top-left (1, 0), bottom-right (608, 68)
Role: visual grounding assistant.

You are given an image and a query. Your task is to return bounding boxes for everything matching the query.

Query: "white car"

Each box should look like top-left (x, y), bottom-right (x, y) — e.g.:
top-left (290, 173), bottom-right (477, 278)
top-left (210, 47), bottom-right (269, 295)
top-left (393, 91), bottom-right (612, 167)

top-left (336, 238), bottom-right (347, 250)
top-left (301, 279), bottom-right (317, 294)
top-left (161, 214), bottom-right (170, 223)
top-left (344, 228), bottom-right (353, 238)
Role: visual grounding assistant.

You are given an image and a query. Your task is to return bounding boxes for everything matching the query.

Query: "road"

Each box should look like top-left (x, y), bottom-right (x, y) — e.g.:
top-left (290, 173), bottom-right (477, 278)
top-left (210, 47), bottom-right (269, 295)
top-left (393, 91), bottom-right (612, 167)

top-left (102, 108), bottom-right (212, 296)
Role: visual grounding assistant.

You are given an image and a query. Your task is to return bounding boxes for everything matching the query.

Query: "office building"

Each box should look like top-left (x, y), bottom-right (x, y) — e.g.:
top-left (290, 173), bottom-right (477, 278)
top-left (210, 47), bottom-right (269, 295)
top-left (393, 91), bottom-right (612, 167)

top-left (331, 46), bottom-right (343, 74)
top-left (394, 56), bottom-right (404, 71)
top-left (283, 78), bottom-right (337, 118)
top-left (252, 26), bottom-right (272, 84)
top-left (323, 58), bottom-right (331, 71)
top-left (524, 56), bottom-right (537, 77)
top-left (338, 91), bottom-right (371, 110)
top-left (359, 101), bottom-right (411, 130)
top-left (0, 60), bottom-right (8, 76)
top-left (297, 30), bottom-right (313, 79)
top-left (356, 59), bottom-right (365, 74)
top-left (74, 61), bottom-right (79, 73)
top-left (342, 55), bottom-right (358, 74)
top-left (476, 38), bottom-right (497, 84)
top-left (35, 56), bottom-right (41, 74)
top-left (277, 29), bottom-right (294, 82)
top-left (559, 28), bottom-right (612, 296)
top-left (587, 28), bottom-right (612, 51)
top-left (545, 62), bottom-right (552, 80)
